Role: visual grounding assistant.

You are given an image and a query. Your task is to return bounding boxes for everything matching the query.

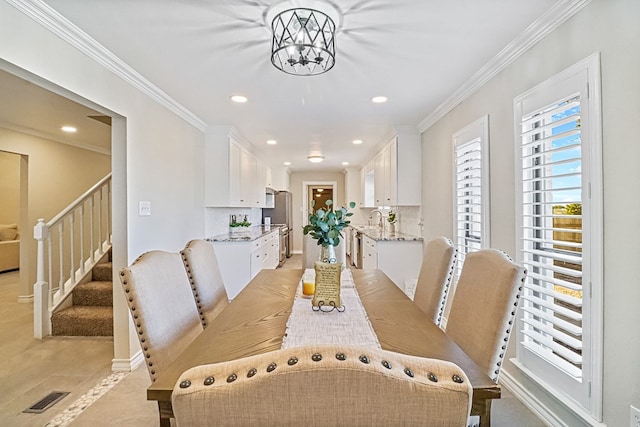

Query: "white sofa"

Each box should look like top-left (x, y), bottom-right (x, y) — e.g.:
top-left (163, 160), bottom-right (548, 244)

top-left (0, 224), bottom-right (20, 272)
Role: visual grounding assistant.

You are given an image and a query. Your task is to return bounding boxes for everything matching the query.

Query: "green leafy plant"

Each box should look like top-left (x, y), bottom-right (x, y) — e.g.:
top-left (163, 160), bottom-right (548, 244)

top-left (303, 199), bottom-right (356, 247)
top-left (388, 209), bottom-right (397, 224)
top-left (230, 215), bottom-right (251, 227)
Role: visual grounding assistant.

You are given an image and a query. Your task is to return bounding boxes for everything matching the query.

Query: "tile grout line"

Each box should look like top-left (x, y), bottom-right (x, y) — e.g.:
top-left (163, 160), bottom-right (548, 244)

top-left (43, 371), bottom-right (130, 426)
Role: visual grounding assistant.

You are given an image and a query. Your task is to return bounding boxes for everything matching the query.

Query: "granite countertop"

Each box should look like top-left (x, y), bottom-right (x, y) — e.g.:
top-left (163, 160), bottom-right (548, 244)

top-left (207, 225), bottom-right (283, 242)
top-left (350, 224), bottom-right (423, 242)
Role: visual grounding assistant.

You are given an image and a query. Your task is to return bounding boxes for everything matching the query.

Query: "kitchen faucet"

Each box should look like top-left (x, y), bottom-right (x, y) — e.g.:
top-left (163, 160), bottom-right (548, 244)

top-left (369, 209), bottom-right (384, 230)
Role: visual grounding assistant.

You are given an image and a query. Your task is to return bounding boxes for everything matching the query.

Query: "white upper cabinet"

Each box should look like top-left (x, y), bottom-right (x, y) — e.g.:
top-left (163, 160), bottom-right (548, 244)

top-left (364, 129), bottom-right (421, 207)
top-left (269, 166), bottom-right (291, 191)
top-left (205, 127), bottom-right (267, 207)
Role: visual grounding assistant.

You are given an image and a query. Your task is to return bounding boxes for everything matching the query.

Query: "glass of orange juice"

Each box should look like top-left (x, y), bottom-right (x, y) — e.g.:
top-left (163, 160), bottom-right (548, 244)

top-left (302, 273), bottom-right (315, 297)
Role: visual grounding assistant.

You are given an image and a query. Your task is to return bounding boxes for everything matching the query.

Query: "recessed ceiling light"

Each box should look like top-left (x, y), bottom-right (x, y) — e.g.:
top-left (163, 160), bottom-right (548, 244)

top-left (266, 139), bottom-right (277, 145)
top-left (371, 96), bottom-right (387, 103)
top-left (230, 95), bottom-right (248, 103)
top-left (307, 155), bottom-right (324, 163)
top-left (284, 161), bottom-right (291, 166)
top-left (352, 139), bottom-right (363, 145)
top-left (317, 188), bottom-right (324, 193)
top-left (342, 161), bottom-right (349, 166)
top-left (61, 126), bottom-right (77, 133)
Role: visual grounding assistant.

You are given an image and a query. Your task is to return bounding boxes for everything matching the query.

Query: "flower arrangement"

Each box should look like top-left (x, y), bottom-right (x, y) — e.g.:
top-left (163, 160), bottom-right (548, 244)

top-left (303, 199), bottom-right (355, 247)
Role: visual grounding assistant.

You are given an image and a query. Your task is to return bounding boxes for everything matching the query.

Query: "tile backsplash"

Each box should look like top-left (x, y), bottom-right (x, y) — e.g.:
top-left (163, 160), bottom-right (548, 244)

top-left (205, 207), bottom-right (263, 237)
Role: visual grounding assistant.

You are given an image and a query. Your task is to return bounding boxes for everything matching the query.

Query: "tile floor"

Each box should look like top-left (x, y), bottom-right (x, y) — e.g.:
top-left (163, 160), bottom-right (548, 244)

top-left (0, 256), bottom-right (547, 426)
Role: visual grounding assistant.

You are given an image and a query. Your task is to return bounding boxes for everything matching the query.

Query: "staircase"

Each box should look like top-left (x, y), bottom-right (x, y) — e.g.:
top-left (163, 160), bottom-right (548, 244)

top-left (51, 253), bottom-right (113, 337)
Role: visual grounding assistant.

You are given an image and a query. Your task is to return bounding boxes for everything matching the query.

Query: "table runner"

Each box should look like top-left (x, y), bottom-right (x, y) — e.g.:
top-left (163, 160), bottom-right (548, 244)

top-left (281, 268), bottom-right (381, 349)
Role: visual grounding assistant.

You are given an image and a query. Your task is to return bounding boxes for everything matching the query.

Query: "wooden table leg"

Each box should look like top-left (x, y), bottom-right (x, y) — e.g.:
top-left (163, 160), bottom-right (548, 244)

top-left (472, 398), bottom-right (492, 427)
top-left (158, 401), bottom-right (173, 427)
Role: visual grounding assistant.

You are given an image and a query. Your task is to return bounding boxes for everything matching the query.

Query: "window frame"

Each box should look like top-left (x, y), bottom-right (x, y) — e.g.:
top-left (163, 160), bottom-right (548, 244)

top-left (513, 53), bottom-right (603, 422)
top-left (452, 115), bottom-right (491, 279)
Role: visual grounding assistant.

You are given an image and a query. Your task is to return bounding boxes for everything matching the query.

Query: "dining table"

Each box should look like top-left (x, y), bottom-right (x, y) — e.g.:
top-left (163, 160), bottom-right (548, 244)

top-left (148, 268), bottom-right (500, 426)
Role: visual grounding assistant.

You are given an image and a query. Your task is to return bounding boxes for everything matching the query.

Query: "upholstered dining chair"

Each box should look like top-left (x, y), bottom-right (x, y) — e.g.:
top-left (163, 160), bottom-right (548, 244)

top-left (180, 239), bottom-right (229, 328)
top-left (412, 237), bottom-right (457, 327)
top-left (445, 249), bottom-right (527, 384)
top-left (172, 345), bottom-right (472, 427)
top-left (119, 250), bottom-right (203, 384)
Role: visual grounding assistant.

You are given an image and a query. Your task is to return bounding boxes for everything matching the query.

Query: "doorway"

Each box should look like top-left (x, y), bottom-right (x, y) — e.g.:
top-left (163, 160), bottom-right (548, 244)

top-left (308, 185), bottom-right (334, 214)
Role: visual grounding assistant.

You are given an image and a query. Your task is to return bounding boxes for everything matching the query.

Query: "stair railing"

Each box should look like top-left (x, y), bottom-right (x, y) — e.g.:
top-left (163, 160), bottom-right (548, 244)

top-left (34, 174), bottom-right (112, 339)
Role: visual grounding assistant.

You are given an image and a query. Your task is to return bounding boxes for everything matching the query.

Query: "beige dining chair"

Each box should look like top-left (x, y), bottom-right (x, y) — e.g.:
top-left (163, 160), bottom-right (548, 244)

top-left (172, 345), bottom-right (472, 427)
top-left (412, 237), bottom-right (457, 327)
top-left (119, 250), bottom-right (204, 384)
top-left (180, 239), bottom-right (229, 328)
top-left (445, 248), bottom-right (527, 383)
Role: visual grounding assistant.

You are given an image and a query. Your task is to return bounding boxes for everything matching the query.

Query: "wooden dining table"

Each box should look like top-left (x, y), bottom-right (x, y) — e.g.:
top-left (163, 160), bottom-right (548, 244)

top-left (148, 268), bottom-right (500, 426)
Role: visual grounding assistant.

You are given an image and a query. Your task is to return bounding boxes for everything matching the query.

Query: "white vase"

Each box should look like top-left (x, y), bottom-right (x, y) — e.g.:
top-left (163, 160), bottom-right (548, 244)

top-left (319, 245), bottom-right (337, 263)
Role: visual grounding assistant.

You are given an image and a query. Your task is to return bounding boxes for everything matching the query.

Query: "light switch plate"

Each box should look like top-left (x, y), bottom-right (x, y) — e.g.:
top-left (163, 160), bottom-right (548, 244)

top-left (138, 201), bottom-right (151, 216)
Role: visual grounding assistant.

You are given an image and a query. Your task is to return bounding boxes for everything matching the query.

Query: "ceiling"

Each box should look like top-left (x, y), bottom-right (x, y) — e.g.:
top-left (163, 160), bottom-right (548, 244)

top-left (4, 0), bottom-right (560, 170)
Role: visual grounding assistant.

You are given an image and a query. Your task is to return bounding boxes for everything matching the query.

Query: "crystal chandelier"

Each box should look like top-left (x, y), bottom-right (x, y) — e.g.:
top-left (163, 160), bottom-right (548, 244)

top-left (270, 8), bottom-right (336, 76)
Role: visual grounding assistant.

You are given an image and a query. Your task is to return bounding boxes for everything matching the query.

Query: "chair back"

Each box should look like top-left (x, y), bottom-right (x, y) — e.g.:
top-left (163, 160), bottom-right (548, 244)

top-left (172, 345), bottom-right (472, 427)
top-left (445, 249), bottom-right (526, 382)
top-left (412, 237), bottom-right (457, 327)
top-left (119, 250), bottom-right (203, 382)
top-left (181, 239), bottom-right (229, 328)
top-left (302, 233), bottom-right (346, 268)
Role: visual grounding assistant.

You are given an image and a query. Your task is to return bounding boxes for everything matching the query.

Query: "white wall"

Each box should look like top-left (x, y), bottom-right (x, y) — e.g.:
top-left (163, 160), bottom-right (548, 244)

top-left (0, 150), bottom-right (20, 224)
top-left (0, 129), bottom-right (111, 296)
top-left (420, 0), bottom-right (640, 425)
top-left (0, 2), bottom-right (206, 366)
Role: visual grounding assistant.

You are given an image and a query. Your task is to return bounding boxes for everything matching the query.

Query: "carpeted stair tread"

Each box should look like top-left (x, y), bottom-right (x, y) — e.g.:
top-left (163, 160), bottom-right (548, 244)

top-left (92, 262), bottom-right (112, 281)
top-left (73, 281), bottom-right (112, 306)
top-left (51, 306), bottom-right (113, 336)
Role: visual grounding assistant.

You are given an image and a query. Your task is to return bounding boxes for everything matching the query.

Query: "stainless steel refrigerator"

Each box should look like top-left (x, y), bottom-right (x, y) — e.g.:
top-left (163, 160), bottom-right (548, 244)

top-left (262, 191), bottom-right (292, 260)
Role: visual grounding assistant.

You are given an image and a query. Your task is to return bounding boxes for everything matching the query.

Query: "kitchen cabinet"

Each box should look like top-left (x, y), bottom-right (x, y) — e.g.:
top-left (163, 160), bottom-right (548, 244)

top-left (205, 128), bottom-right (266, 207)
top-left (268, 166), bottom-right (291, 191)
top-left (212, 229), bottom-right (279, 299)
top-left (363, 128), bottom-right (421, 207)
top-left (360, 160), bottom-right (375, 208)
top-left (362, 235), bottom-right (377, 270)
top-left (359, 233), bottom-right (423, 291)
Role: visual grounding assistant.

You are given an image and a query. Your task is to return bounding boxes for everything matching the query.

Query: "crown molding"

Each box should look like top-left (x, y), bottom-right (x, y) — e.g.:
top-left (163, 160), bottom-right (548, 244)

top-left (0, 120), bottom-right (112, 155)
top-left (7, 0), bottom-right (208, 132)
top-left (417, 0), bottom-right (592, 133)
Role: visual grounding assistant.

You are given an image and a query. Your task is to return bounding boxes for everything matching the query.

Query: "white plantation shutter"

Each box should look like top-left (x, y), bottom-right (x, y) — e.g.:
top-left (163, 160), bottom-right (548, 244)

top-left (453, 116), bottom-right (489, 278)
top-left (514, 55), bottom-right (602, 419)
top-left (519, 93), bottom-right (584, 378)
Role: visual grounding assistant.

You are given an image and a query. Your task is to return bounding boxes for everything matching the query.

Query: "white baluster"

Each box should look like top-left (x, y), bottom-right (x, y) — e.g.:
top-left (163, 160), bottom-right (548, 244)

top-left (79, 204), bottom-right (85, 276)
top-left (33, 218), bottom-right (50, 339)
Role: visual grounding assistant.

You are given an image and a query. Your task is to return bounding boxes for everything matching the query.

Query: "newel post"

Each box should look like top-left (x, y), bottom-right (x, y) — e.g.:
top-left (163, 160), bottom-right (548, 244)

top-left (33, 218), bottom-right (50, 339)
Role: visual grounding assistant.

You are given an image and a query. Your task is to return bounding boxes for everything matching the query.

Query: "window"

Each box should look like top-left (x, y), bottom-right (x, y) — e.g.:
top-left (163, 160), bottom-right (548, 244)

top-left (514, 54), bottom-right (602, 421)
top-left (453, 116), bottom-right (490, 278)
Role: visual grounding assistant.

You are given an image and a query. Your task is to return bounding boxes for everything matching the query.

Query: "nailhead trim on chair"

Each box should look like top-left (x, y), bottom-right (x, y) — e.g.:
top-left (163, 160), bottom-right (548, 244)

top-left (181, 244), bottom-right (208, 328)
top-left (176, 348), bottom-right (466, 390)
top-left (436, 238), bottom-right (457, 327)
top-left (120, 255), bottom-right (160, 382)
top-left (489, 250), bottom-right (527, 383)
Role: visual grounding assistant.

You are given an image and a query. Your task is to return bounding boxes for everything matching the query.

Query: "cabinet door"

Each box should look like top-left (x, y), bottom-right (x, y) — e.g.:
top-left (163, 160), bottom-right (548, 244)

top-left (250, 247), bottom-right (263, 278)
top-left (229, 141), bottom-right (243, 206)
top-left (240, 148), bottom-right (255, 207)
top-left (374, 152), bottom-right (385, 206)
top-left (362, 236), bottom-right (377, 269)
top-left (386, 139), bottom-right (398, 205)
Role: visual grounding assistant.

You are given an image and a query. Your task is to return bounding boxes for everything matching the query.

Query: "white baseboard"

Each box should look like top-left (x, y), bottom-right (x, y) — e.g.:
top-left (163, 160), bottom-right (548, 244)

top-left (292, 250), bottom-right (302, 255)
top-left (111, 349), bottom-right (144, 372)
top-left (18, 294), bottom-right (33, 303)
top-left (500, 368), bottom-right (567, 427)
